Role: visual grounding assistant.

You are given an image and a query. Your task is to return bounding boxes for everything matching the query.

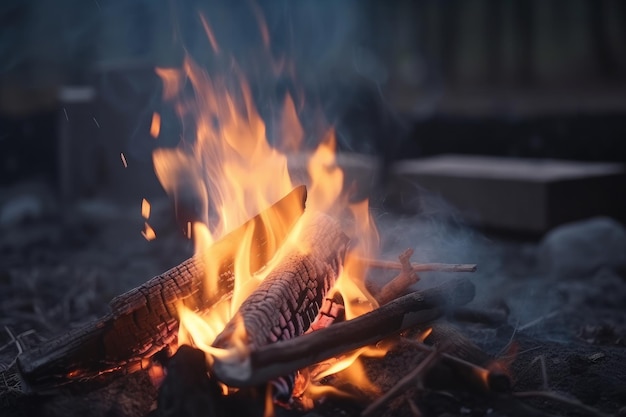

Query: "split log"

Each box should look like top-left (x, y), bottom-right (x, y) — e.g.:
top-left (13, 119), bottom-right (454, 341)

top-left (16, 186), bottom-right (307, 391)
top-left (211, 211), bottom-right (349, 399)
top-left (210, 277), bottom-right (475, 387)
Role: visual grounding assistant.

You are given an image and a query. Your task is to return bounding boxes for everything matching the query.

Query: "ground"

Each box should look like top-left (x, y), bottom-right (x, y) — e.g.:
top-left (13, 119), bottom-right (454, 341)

top-left (0, 180), bottom-right (625, 417)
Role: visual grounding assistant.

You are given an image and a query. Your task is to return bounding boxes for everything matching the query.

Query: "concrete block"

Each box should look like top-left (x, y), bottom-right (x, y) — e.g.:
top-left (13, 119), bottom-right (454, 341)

top-left (390, 154), bottom-right (626, 233)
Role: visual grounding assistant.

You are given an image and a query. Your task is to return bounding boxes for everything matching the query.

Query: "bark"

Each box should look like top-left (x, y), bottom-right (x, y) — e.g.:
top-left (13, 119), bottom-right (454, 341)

top-left (16, 186), bottom-right (307, 391)
top-left (211, 211), bottom-right (349, 401)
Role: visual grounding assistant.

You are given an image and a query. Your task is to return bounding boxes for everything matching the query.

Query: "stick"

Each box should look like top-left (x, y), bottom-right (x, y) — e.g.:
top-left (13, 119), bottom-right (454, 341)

top-left (402, 338), bottom-right (510, 393)
top-left (16, 186), bottom-right (307, 391)
top-left (211, 211), bottom-right (349, 401)
top-left (361, 258), bottom-right (477, 273)
top-left (361, 349), bottom-right (440, 417)
top-left (376, 248), bottom-right (420, 305)
top-left (210, 277), bottom-right (475, 387)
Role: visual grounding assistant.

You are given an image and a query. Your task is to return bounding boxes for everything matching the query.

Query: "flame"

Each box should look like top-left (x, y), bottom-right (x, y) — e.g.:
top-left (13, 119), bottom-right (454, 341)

top-left (141, 198), bottom-right (151, 219)
top-left (150, 112), bottom-right (161, 138)
top-left (151, 11), bottom-right (381, 402)
top-left (142, 222), bottom-right (156, 241)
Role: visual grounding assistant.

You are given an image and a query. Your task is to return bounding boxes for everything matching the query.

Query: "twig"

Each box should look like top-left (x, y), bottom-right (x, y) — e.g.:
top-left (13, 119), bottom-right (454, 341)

top-left (514, 391), bottom-right (610, 417)
top-left (537, 355), bottom-right (549, 390)
top-left (496, 318), bottom-right (519, 358)
top-left (406, 398), bottom-right (423, 417)
top-left (376, 248), bottom-right (420, 305)
top-left (518, 311), bottom-right (559, 331)
top-left (361, 349), bottom-right (439, 417)
top-left (402, 338), bottom-right (510, 393)
top-left (211, 278), bottom-right (475, 387)
top-left (361, 258), bottom-right (477, 273)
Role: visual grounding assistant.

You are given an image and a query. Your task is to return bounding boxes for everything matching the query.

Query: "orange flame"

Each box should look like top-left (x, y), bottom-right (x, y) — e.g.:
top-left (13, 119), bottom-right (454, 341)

top-left (151, 11), bottom-right (381, 400)
top-left (150, 112), bottom-right (161, 138)
top-left (141, 198), bottom-right (151, 219)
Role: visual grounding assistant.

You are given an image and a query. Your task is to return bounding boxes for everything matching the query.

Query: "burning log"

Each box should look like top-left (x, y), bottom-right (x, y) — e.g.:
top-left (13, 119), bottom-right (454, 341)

top-left (210, 277), bottom-right (475, 388)
top-left (211, 211), bottom-right (349, 400)
top-left (15, 186), bottom-right (307, 391)
top-left (212, 211), bottom-right (349, 350)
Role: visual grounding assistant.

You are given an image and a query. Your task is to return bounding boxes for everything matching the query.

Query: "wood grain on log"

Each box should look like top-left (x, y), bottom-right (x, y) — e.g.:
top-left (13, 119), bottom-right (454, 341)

top-left (211, 211), bottom-right (349, 399)
top-left (213, 211), bottom-right (349, 350)
top-left (16, 186), bottom-right (307, 391)
top-left (210, 277), bottom-right (475, 387)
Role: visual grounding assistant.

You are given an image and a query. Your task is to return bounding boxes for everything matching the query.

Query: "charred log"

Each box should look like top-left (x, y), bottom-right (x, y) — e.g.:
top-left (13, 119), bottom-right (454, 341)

top-left (210, 277), bottom-right (475, 387)
top-left (212, 211), bottom-right (350, 400)
top-left (16, 186), bottom-right (307, 391)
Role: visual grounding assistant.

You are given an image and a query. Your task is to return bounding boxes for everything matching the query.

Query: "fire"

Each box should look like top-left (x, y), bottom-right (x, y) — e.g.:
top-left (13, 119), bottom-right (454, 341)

top-left (150, 112), bottom-right (161, 138)
top-left (141, 198), bottom-right (151, 219)
top-left (150, 12), bottom-right (382, 407)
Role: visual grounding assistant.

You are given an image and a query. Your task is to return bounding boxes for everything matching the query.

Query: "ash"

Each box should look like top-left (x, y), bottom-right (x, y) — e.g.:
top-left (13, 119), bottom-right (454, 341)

top-left (1, 180), bottom-right (625, 417)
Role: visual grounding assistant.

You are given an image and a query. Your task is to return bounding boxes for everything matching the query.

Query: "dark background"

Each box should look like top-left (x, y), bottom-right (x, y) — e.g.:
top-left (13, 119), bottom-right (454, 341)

top-left (1, 0), bottom-right (625, 198)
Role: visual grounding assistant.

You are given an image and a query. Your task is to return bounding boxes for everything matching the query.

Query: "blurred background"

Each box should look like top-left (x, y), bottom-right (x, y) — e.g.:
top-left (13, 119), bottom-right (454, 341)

top-left (1, 0), bottom-right (625, 233)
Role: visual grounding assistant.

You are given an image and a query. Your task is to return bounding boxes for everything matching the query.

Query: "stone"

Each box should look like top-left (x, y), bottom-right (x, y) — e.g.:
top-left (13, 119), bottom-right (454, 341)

top-left (389, 155), bottom-right (626, 232)
top-left (538, 217), bottom-right (626, 279)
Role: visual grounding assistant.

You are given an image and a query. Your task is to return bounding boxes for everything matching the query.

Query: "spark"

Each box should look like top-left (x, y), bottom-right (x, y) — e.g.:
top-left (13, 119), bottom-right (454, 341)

top-left (63, 108), bottom-right (68, 121)
top-left (142, 223), bottom-right (156, 241)
top-left (120, 152), bottom-right (128, 168)
top-left (92, 117), bottom-right (100, 128)
top-left (141, 198), bottom-right (151, 219)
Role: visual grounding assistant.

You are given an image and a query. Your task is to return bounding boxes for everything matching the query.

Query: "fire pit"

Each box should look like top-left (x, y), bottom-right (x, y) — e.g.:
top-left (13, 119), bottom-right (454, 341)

top-left (1, 5), bottom-right (626, 417)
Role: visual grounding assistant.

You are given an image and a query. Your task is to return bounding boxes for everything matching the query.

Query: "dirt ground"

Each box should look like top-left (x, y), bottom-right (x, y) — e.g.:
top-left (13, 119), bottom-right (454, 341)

top-left (1, 181), bottom-right (625, 417)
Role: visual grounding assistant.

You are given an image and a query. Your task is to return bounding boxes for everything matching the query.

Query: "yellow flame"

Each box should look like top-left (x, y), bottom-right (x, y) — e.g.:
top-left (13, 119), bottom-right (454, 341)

top-left (142, 222), bottom-right (156, 241)
top-left (151, 11), bottom-right (382, 400)
top-left (307, 129), bottom-right (343, 213)
top-left (199, 13), bottom-right (220, 54)
top-left (141, 198), bottom-right (151, 219)
top-left (263, 384), bottom-right (275, 417)
top-left (278, 94), bottom-right (303, 153)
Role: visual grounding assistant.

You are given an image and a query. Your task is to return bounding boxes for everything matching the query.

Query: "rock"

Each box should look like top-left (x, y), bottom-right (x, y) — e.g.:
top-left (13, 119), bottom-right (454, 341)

top-left (0, 194), bottom-right (43, 226)
top-left (0, 181), bottom-right (57, 227)
top-left (539, 217), bottom-right (626, 279)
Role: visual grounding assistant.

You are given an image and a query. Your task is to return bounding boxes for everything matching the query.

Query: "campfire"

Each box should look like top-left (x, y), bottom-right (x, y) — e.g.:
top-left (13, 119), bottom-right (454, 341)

top-left (1, 8), bottom-right (623, 417)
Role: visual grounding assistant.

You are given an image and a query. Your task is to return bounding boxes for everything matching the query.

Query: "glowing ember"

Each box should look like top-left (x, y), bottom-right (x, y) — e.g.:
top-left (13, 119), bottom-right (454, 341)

top-left (142, 222), bottom-right (156, 241)
top-left (120, 152), bottom-right (128, 168)
top-left (141, 198), bottom-right (151, 219)
top-left (150, 112), bottom-right (161, 138)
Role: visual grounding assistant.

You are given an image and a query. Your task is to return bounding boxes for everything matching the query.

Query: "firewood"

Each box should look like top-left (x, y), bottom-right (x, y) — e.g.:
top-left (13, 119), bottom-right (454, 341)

top-left (361, 258), bottom-right (478, 273)
top-left (375, 248), bottom-right (420, 305)
top-left (419, 322), bottom-right (511, 393)
top-left (212, 211), bottom-right (349, 400)
top-left (361, 348), bottom-right (441, 417)
top-left (210, 277), bottom-right (475, 387)
top-left (16, 186), bottom-right (307, 391)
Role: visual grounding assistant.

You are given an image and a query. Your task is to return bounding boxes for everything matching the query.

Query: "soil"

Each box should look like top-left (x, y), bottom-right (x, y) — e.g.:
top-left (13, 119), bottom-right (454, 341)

top-left (0, 181), bottom-right (624, 417)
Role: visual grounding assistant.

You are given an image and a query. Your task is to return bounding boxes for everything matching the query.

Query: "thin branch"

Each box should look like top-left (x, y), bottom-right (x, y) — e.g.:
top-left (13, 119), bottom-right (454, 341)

top-left (376, 248), bottom-right (420, 305)
top-left (402, 338), bottom-right (510, 393)
top-left (360, 258), bottom-right (477, 273)
top-left (361, 349), bottom-right (440, 417)
top-left (518, 311), bottom-right (559, 331)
